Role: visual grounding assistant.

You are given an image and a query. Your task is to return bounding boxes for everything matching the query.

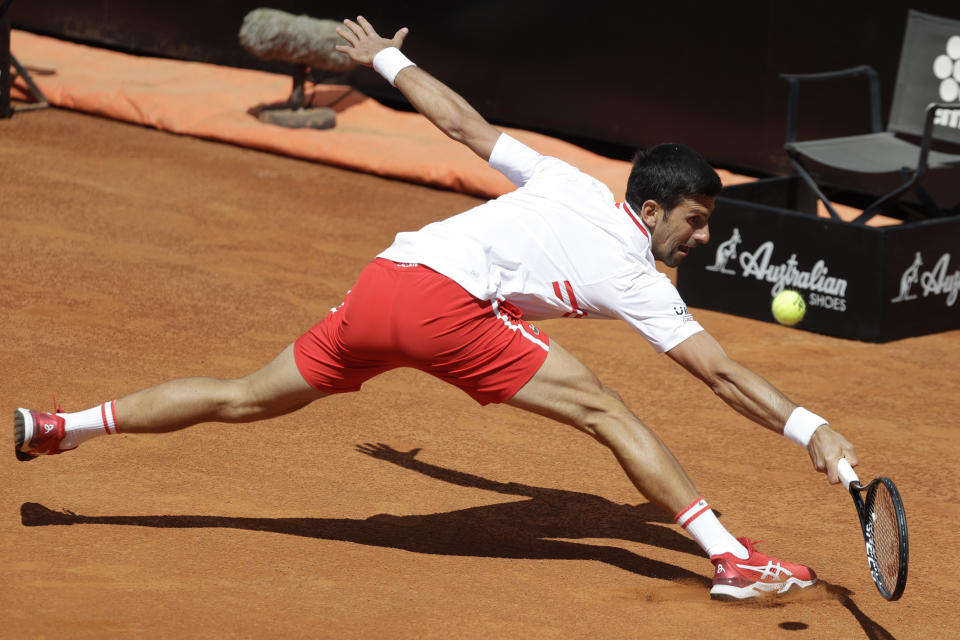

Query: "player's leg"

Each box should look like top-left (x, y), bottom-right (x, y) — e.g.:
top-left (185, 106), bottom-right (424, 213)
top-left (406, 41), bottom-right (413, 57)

top-left (15, 342), bottom-right (327, 458)
top-left (17, 259), bottom-right (404, 459)
top-left (505, 340), bottom-right (699, 516)
top-left (506, 340), bottom-right (817, 598)
top-left (115, 342), bottom-right (326, 432)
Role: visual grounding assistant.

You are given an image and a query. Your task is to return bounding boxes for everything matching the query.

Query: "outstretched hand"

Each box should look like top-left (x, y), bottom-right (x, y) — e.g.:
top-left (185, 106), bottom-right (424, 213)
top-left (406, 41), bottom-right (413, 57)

top-left (356, 442), bottom-right (422, 465)
top-left (807, 425), bottom-right (858, 484)
top-left (335, 16), bottom-right (409, 66)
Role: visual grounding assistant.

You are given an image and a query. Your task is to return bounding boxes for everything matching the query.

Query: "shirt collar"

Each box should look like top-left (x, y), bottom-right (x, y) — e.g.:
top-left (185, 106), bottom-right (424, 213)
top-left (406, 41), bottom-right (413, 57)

top-left (618, 201), bottom-right (651, 239)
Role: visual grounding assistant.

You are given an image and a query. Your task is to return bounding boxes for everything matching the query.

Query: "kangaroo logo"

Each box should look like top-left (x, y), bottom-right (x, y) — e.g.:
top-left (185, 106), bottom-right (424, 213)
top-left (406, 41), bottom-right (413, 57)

top-left (705, 228), bottom-right (742, 275)
top-left (891, 252), bottom-right (923, 302)
top-left (890, 252), bottom-right (960, 307)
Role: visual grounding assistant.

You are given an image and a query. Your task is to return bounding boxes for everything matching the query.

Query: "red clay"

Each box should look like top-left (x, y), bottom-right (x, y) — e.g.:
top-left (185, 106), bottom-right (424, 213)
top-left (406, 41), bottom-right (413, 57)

top-left (2, 108), bottom-right (957, 639)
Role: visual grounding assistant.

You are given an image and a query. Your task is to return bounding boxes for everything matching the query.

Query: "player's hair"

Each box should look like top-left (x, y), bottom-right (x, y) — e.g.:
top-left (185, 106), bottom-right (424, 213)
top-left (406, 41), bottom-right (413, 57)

top-left (625, 143), bottom-right (722, 216)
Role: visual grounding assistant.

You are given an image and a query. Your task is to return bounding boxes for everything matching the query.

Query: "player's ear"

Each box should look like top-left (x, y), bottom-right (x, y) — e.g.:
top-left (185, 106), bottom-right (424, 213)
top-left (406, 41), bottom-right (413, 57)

top-left (639, 200), bottom-right (662, 229)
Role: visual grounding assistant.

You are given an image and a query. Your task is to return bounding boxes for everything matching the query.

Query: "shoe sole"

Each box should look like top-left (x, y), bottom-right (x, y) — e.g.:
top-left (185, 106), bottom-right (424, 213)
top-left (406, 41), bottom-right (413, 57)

top-left (710, 577), bottom-right (817, 601)
top-left (14, 409), bottom-right (36, 462)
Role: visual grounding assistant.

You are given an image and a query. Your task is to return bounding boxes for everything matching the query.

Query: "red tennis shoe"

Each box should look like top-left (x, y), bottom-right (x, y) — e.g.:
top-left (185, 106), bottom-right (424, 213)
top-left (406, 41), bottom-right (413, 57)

top-left (14, 408), bottom-right (72, 461)
top-left (710, 537), bottom-right (817, 600)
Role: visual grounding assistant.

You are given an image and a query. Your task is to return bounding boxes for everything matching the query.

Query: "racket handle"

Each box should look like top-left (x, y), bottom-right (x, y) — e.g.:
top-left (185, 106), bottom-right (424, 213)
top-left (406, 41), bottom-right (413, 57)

top-left (837, 457), bottom-right (860, 490)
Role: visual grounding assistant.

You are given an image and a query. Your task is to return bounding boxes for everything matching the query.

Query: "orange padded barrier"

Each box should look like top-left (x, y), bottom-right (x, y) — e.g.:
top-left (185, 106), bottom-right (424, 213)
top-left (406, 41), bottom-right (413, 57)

top-left (10, 29), bottom-right (897, 225)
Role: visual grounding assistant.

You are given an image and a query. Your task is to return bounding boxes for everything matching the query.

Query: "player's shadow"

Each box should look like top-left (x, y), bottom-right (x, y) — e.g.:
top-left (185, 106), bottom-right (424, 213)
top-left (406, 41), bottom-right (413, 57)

top-left (21, 443), bottom-right (707, 586)
top-left (20, 444), bottom-right (899, 639)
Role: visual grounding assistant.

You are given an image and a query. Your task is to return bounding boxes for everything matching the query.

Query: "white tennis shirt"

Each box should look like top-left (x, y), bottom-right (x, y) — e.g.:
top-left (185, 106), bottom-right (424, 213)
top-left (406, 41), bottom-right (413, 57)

top-left (378, 133), bottom-right (704, 353)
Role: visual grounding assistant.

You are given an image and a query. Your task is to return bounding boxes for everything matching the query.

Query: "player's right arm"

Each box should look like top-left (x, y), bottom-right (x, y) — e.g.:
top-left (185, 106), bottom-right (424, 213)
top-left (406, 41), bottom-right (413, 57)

top-left (667, 330), bottom-right (858, 483)
top-left (336, 16), bottom-right (501, 161)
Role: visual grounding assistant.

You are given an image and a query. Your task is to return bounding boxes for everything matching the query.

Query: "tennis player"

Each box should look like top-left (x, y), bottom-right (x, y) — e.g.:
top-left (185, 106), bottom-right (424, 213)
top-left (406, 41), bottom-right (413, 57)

top-left (15, 16), bottom-right (858, 600)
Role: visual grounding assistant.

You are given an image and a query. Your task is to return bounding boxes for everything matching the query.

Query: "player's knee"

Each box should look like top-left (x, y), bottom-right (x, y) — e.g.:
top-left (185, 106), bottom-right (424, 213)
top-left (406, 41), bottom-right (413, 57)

top-left (580, 394), bottom-right (659, 457)
top-left (578, 395), bottom-right (635, 446)
top-left (217, 378), bottom-right (266, 421)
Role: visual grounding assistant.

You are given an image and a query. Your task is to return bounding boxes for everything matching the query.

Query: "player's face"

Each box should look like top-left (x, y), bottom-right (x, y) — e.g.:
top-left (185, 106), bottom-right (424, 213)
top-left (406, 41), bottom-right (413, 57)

top-left (648, 196), bottom-right (714, 267)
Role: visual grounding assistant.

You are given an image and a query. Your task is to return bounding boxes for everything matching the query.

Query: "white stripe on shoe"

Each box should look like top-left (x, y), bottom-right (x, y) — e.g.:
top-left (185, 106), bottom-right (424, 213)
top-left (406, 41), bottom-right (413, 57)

top-left (710, 576), bottom-right (817, 600)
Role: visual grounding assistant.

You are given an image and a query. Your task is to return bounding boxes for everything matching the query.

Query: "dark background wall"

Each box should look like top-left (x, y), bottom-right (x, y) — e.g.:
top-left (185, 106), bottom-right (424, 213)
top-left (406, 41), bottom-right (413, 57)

top-left (9, 1), bottom-right (960, 204)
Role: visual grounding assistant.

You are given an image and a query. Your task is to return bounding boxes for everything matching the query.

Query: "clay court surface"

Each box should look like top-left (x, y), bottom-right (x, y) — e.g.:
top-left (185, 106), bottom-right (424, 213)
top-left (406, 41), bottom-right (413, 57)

top-left (2, 108), bottom-right (958, 639)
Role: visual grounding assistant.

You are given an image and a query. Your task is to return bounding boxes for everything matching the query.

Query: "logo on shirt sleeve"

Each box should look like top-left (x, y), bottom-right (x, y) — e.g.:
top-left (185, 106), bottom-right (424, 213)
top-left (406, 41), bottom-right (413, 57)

top-left (673, 304), bottom-right (695, 322)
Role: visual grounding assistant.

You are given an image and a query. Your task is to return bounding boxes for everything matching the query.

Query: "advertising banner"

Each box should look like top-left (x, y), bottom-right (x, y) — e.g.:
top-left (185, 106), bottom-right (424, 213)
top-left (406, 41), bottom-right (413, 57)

top-left (678, 178), bottom-right (960, 342)
top-left (881, 220), bottom-right (960, 340)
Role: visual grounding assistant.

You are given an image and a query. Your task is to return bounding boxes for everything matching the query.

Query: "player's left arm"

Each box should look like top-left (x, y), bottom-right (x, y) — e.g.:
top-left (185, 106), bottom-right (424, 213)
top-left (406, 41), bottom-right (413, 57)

top-left (666, 330), bottom-right (858, 483)
top-left (335, 16), bottom-right (501, 161)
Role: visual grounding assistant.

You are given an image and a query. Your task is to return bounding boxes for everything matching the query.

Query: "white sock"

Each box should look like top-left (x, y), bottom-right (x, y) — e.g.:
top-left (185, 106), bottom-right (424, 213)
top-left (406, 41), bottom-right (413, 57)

top-left (59, 401), bottom-right (119, 450)
top-left (674, 497), bottom-right (749, 559)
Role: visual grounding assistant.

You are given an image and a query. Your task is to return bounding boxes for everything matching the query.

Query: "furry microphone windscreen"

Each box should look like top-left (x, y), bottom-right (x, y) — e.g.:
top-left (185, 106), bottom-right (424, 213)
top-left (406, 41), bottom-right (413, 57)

top-left (239, 8), bottom-right (357, 72)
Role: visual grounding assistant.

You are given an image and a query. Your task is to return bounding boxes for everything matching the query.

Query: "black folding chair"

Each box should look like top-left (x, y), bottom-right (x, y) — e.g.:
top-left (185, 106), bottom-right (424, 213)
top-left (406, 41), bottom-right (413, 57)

top-left (781, 10), bottom-right (960, 225)
top-left (1, 0), bottom-right (49, 118)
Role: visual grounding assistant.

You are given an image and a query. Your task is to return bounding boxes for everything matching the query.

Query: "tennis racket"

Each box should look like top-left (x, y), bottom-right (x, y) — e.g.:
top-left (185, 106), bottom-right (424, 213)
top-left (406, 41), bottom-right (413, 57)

top-left (836, 458), bottom-right (909, 600)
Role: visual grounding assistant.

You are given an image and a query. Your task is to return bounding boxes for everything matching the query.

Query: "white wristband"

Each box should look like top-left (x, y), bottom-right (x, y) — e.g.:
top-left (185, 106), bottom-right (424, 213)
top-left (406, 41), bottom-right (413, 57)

top-left (783, 407), bottom-right (827, 447)
top-left (373, 47), bottom-right (416, 87)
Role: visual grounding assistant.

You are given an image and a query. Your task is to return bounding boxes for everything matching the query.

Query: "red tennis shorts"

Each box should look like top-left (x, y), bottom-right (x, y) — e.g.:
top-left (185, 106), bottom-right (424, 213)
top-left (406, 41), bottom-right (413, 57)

top-left (294, 258), bottom-right (550, 405)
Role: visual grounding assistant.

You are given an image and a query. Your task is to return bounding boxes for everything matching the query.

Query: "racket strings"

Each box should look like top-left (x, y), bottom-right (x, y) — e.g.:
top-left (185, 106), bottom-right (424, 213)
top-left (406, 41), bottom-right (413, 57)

top-left (866, 484), bottom-right (901, 590)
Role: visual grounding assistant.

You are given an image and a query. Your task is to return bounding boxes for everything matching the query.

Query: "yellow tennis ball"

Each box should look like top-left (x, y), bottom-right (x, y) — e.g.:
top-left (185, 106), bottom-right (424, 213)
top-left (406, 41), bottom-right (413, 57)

top-left (772, 289), bottom-right (806, 326)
